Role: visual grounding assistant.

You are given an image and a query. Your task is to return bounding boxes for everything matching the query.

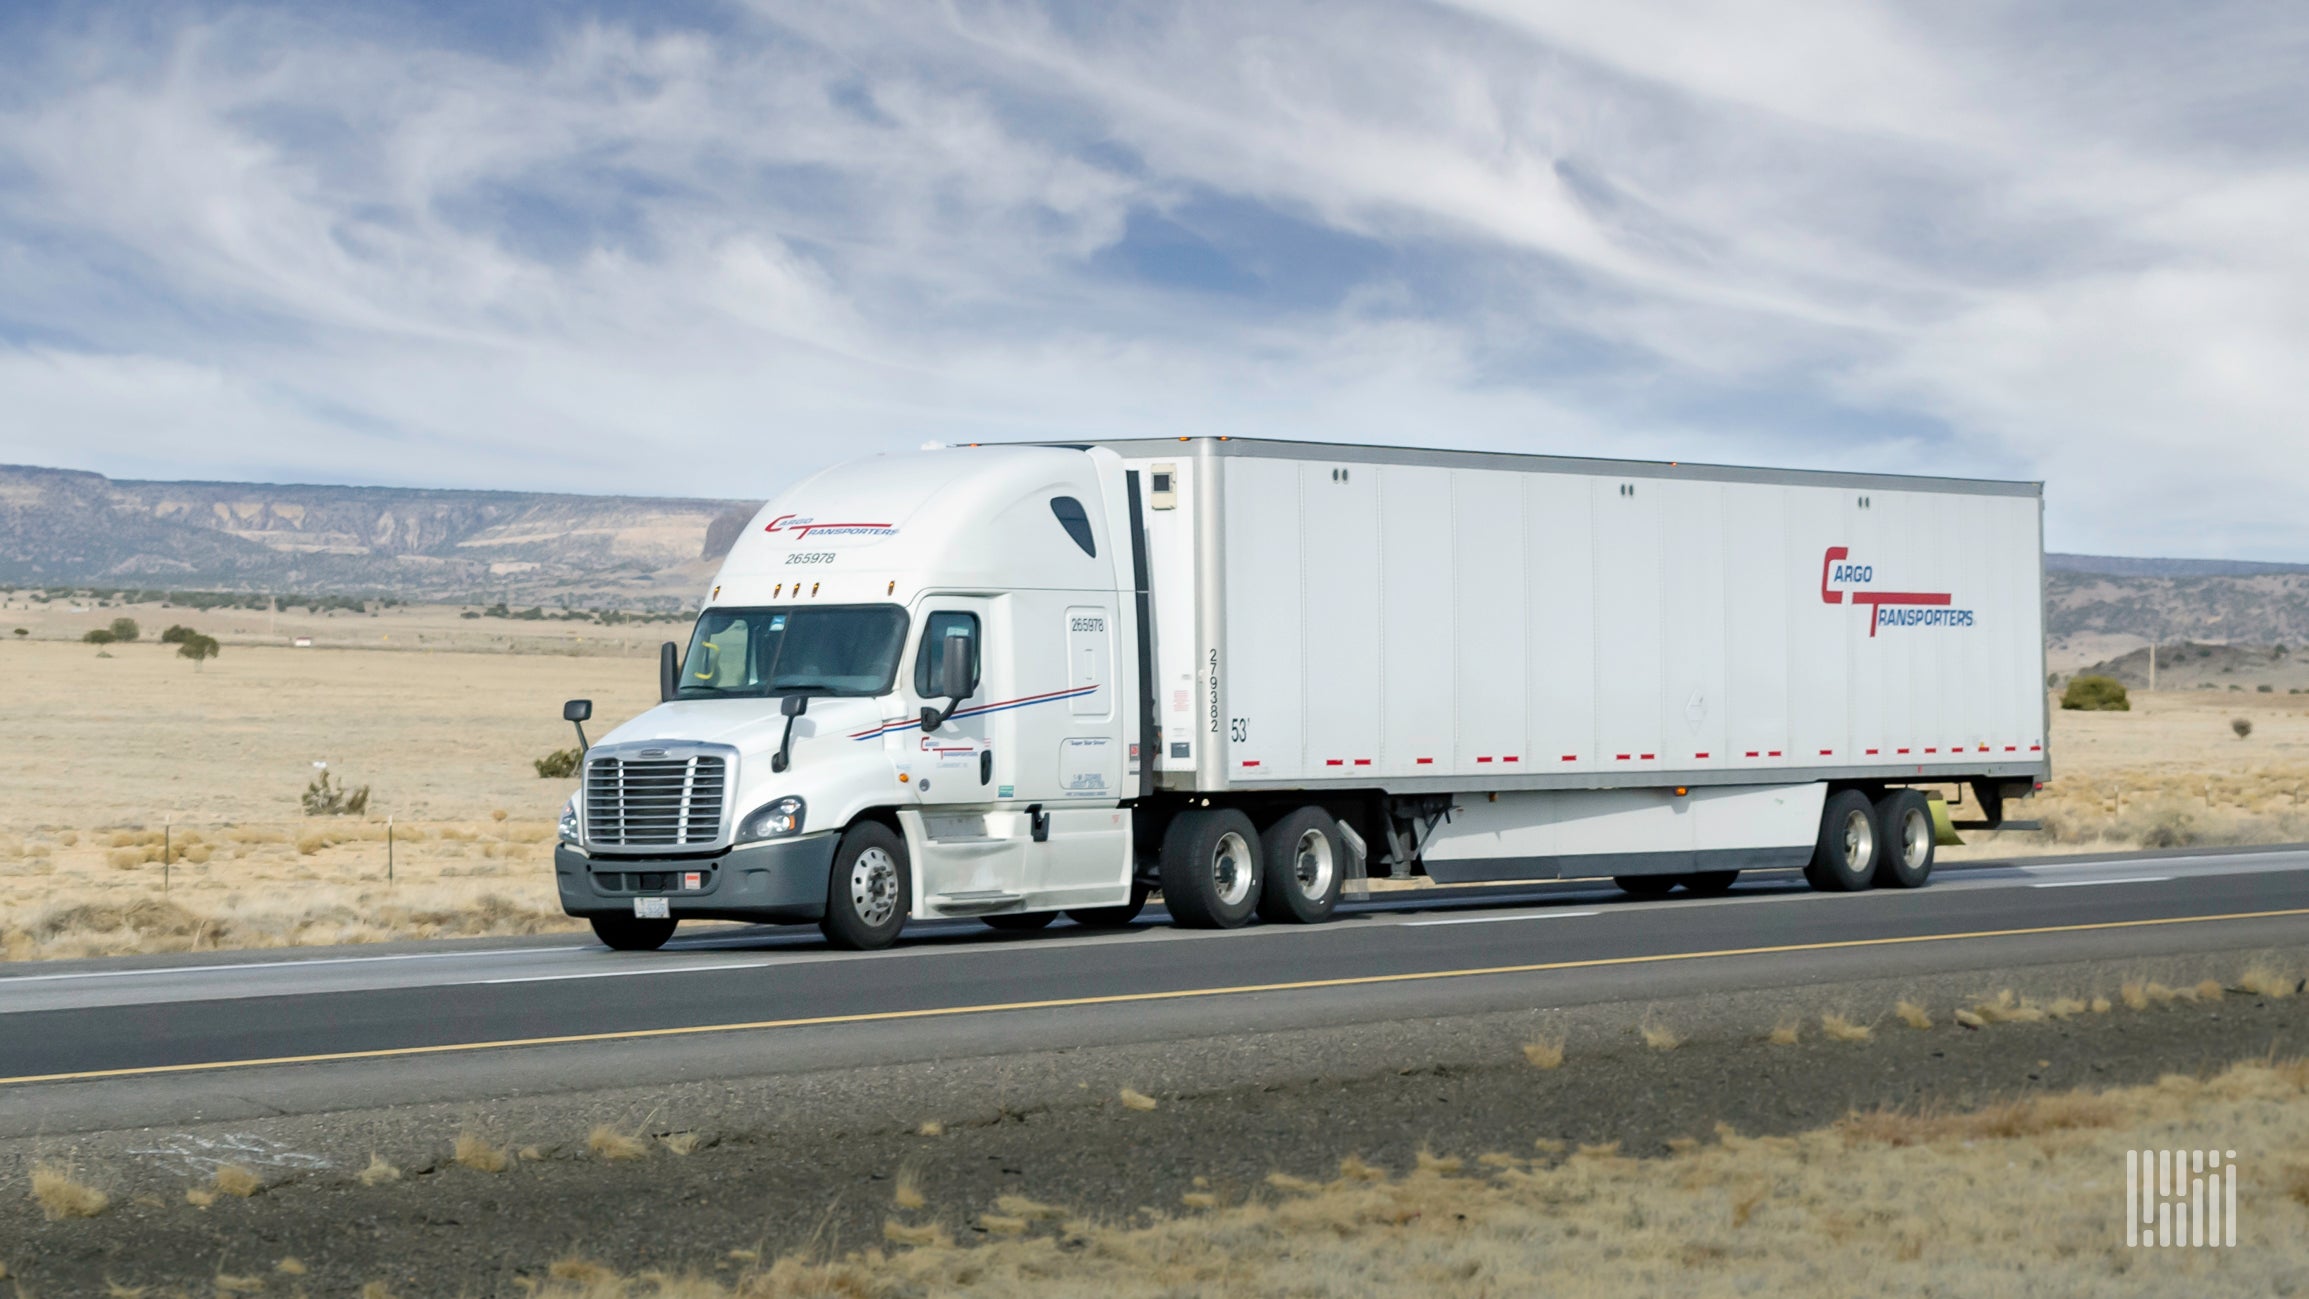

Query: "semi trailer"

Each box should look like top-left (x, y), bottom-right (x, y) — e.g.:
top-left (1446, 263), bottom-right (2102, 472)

top-left (553, 439), bottom-right (2048, 951)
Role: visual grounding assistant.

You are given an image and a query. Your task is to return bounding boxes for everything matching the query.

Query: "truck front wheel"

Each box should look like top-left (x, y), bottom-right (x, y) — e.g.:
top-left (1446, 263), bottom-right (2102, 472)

top-left (821, 822), bottom-right (911, 950)
top-left (1160, 809), bottom-right (1262, 929)
top-left (1805, 790), bottom-right (1880, 892)
top-left (590, 915), bottom-right (677, 951)
top-left (1256, 807), bottom-right (1344, 924)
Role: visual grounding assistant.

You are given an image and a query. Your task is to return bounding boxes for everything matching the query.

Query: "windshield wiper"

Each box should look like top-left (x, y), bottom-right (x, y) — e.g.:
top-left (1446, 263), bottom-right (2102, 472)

top-left (768, 681), bottom-right (845, 695)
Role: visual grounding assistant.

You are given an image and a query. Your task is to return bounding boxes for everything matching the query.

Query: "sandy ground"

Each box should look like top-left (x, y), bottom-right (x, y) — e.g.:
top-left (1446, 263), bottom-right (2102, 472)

top-left (3, 630), bottom-right (2306, 957)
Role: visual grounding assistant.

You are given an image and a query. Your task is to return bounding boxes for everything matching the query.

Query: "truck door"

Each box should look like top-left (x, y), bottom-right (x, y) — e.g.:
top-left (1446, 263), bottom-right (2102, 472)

top-left (1024, 599), bottom-right (1131, 906)
top-left (899, 597), bottom-right (1028, 908)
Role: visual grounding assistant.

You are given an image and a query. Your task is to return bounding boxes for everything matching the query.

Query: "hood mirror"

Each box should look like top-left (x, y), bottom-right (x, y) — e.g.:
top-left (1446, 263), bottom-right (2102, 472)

top-left (563, 698), bottom-right (592, 753)
top-left (772, 692), bottom-right (810, 772)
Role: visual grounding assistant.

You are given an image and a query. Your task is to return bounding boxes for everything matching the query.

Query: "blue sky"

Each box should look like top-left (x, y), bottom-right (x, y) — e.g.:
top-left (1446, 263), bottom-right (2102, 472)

top-left (1, 1), bottom-right (2305, 557)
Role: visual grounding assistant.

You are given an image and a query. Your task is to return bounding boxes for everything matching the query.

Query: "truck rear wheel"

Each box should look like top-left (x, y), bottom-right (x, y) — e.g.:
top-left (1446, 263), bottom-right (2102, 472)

top-left (1872, 789), bottom-right (1936, 888)
top-left (1160, 809), bottom-right (1262, 929)
top-left (1805, 790), bottom-right (1879, 892)
top-left (1681, 870), bottom-right (1740, 895)
top-left (1614, 875), bottom-right (1676, 898)
top-left (820, 821), bottom-right (911, 950)
top-left (1256, 807), bottom-right (1344, 924)
top-left (589, 915), bottom-right (677, 951)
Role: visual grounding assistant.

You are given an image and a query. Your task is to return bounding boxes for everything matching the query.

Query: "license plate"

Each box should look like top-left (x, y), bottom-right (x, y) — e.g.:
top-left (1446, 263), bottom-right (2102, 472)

top-left (633, 897), bottom-right (670, 919)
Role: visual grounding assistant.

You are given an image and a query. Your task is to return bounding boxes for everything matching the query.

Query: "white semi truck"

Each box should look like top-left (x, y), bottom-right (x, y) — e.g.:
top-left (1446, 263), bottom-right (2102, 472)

top-left (554, 439), bottom-right (2048, 951)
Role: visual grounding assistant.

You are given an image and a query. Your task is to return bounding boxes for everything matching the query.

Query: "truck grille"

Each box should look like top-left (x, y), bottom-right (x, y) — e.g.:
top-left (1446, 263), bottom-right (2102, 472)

top-left (584, 754), bottom-right (727, 847)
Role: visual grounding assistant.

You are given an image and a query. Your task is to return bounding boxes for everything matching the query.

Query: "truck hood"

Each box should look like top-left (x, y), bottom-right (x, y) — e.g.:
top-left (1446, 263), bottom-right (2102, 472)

top-left (595, 697), bottom-right (893, 763)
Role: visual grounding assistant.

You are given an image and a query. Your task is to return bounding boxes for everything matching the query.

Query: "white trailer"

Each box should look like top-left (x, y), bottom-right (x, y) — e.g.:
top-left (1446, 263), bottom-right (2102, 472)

top-left (553, 439), bottom-right (2047, 950)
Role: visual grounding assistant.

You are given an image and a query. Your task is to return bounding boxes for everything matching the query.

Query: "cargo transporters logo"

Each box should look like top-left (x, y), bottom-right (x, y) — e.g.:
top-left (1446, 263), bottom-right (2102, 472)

top-left (763, 514), bottom-right (898, 540)
top-left (1819, 547), bottom-right (1975, 637)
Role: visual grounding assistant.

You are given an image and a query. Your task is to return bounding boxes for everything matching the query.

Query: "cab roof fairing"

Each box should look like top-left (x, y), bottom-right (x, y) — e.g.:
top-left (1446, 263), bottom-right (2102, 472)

top-left (705, 446), bottom-right (1124, 609)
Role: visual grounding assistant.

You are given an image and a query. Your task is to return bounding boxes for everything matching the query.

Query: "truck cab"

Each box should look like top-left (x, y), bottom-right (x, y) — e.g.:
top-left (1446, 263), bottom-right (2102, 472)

top-left (553, 445), bottom-right (1145, 950)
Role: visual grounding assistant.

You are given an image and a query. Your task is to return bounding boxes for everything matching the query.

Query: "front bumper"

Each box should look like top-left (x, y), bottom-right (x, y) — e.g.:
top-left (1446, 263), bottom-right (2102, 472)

top-left (555, 832), bottom-right (840, 924)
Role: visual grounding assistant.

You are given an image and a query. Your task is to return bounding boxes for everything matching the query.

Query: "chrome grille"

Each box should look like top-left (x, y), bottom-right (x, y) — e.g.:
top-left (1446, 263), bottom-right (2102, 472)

top-left (584, 753), bottom-right (727, 847)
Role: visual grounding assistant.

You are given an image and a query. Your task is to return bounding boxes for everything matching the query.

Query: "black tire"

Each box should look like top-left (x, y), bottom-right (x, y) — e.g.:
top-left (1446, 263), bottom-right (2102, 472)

top-left (1872, 789), bottom-right (1936, 889)
top-left (1066, 884), bottom-right (1149, 928)
top-left (1681, 870), bottom-right (1740, 895)
top-left (1159, 809), bottom-right (1262, 929)
top-left (1805, 790), bottom-right (1880, 892)
top-left (982, 911), bottom-right (1057, 932)
top-left (1256, 807), bottom-right (1345, 924)
top-left (1614, 875), bottom-right (1677, 898)
top-left (590, 915), bottom-right (677, 951)
top-left (819, 821), bottom-right (911, 950)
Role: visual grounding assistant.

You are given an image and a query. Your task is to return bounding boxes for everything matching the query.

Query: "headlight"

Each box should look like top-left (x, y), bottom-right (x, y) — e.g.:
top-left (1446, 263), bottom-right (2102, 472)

top-left (558, 796), bottom-right (581, 844)
top-left (737, 796), bottom-right (806, 842)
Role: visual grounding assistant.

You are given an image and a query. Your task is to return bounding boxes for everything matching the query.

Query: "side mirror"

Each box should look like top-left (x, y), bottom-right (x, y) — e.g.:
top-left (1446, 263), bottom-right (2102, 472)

top-left (939, 636), bottom-right (973, 701)
top-left (659, 641), bottom-right (680, 703)
top-left (563, 698), bottom-right (592, 753)
top-left (781, 693), bottom-right (809, 717)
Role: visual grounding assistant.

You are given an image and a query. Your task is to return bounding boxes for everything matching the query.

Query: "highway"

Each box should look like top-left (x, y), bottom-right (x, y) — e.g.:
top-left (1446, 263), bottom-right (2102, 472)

top-left (5, 844), bottom-right (2308, 1134)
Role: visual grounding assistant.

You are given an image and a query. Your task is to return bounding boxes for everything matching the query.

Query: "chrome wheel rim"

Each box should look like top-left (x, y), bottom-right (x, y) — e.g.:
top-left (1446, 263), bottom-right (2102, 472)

top-left (1211, 830), bottom-right (1253, 907)
top-left (850, 846), bottom-right (900, 926)
top-left (1901, 808), bottom-right (1931, 869)
top-left (1292, 828), bottom-right (1335, 900)
top-left (1842, 809), bottom-right (1876, 873)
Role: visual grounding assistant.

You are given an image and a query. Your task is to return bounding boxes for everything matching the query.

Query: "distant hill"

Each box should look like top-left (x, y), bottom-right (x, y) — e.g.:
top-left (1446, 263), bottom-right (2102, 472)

top-left (2049, 553), bottom-right (2309, 578)
top-left (0, 464), bottom-right (757, 606)
top-left (2046, 571), bottom-right (2309, 651)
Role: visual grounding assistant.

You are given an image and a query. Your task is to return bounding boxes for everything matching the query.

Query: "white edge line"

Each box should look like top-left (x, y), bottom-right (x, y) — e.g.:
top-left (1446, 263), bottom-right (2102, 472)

top-left (1402, 910), bottom-right (1603, 927)
top-left (2029, 877), bottom-right (2174, 889)
top-left (0, 945), bottom-right (591, 984)
top-left (479, 961), bottom-right (777, 985)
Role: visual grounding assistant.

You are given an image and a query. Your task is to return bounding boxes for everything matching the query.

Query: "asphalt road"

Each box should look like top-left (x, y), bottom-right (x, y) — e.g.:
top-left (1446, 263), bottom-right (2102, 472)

top-left (7, 844), bottom-right (2308, 1118)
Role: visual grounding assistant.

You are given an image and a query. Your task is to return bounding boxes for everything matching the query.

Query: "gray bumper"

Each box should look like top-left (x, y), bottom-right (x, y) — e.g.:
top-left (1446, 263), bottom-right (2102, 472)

top-left (555, 832), bottom-right (839, 923)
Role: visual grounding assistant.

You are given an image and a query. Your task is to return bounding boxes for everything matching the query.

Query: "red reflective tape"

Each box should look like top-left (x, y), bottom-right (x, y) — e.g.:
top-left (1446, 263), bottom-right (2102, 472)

top-left (1325, 759), bottom-right (1344, 766)
top-left (1695, 752), bottom-right (1710, 759)
top-left (2005, 745), bottom-right (2017, 752)
top-left (2030, 744), bottom-right (2042, 752)
top-left (1897, 748), bottom-right (1910, 754)
top-left (1354, 759), bottom-right (1372, 766)
top-left (1562, 755), bottom-right (1578, 762)
top-left (1866, 748), bottom-right (1879, 755)
top-left (1616, 754), bottom-right (1632, 761)
top-left (1769, 750), bottom-right (1783, 757)
top-left (1640, 753), bottom-right (1656, 761)
top-left (1925, 747), bottom-right (1937, 753)
top-left (1744, 751), bottom-right (1760, 758)
top-left (1476, 756), bottom-right (1493, 764)
top-left (1503, 756), bottom-right (1520, 763)
top-left (1416, 758), bottom-right (1434, 765)
top-left (1820, 749), bottom-right (1834, 756)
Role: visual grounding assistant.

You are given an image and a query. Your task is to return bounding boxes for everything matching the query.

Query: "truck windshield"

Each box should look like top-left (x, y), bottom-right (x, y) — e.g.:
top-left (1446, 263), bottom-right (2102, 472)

top-left (677, 605), bottom-right (909, 699)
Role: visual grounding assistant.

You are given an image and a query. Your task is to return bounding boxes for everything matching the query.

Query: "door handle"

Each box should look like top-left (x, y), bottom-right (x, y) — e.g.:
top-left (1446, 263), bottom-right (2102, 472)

top-left (979, 749), bottom-right (993, 786)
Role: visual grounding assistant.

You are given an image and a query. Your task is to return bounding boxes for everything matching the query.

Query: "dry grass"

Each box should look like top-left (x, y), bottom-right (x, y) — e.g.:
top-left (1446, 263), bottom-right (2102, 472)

top-left (358, 1153), bottom-right (400, 1186)
top-left (916, 1121), bottom-right (944, 1138)
top-left (1970, 990), bottom-right (2048, 1024)
top-left (1520, 1036), bottom-right (1564, 1069)
top-left (662, 1132), bottom-right (703, 1156)
top-left (1819, 1013), bottom-right (1872, 1042)
top-left (1893, 1001), bottom-right (1932, 1030)
top-left (588, 1125), bottom-right (650, 1161)
top-left (454, 1132), bottom-right (511, 1173)
top-left (504, 1056), bottom-right (2309, 1298)
top-left (29, 1164), bottom-right (108, 1219)
top-left (212, 1164), bottom-right (263, 1198)
top-left (1117, 1088), bottom-right (1159, 1112)
top-left (275, 1259), bottom-right (307, 1276)
top-left (893, 1169), bottom-right (926, 1211)
top-left (1766, 1019), bottom-right (1801, 1046)
top-left (2240, 966), bottom-right (2299, 999)
top-left (1639, 1020), bottom-right (1682, 1051)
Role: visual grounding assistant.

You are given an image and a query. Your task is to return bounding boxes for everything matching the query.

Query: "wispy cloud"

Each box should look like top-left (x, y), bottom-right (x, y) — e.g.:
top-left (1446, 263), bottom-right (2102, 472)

top-left (0, 1), bottom-right (2303, 555)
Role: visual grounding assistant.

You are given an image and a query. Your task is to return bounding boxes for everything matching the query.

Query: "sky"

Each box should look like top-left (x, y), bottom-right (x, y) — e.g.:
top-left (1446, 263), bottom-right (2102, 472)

top-left (0, 1), bottom-right (2304, 558)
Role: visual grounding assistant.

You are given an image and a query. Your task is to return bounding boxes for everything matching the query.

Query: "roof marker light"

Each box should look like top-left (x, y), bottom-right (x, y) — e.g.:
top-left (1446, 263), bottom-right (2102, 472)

top-left (887, 580), bottom-right (896, 595)
top-left (810, 582), bottom-right (820, 597)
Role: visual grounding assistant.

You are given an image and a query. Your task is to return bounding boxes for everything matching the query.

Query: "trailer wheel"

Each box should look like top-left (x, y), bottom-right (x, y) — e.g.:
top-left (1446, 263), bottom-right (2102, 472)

top-left (1256, 807), bottom-right (1344, 924)
top-left (982, 911), bottom-right (1057, 932)
top-left (1872, 789), bottom-right (1936, 889)
top-left (1804, 790), bottom-right (1880, 892)
top-left (589, 915), bottom-right (677, 951)
top-left (1067, 884), bottom-right (1149, 928)
top-left (1614, 875), bottom-right (1677, 898)
top-left (1159, 809), bottom-right (1262, 928)
top-left (820, 821), bottom-right (911, 950)
top-left (1681, 870), bottom-right (1740, 895)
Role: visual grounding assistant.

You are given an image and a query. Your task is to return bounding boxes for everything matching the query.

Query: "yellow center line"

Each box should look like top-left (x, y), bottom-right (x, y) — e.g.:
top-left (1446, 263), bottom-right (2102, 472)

top-left (6, 905), bottom-right (2307, 1088)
